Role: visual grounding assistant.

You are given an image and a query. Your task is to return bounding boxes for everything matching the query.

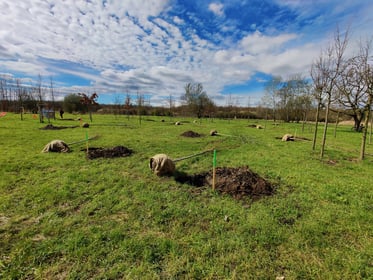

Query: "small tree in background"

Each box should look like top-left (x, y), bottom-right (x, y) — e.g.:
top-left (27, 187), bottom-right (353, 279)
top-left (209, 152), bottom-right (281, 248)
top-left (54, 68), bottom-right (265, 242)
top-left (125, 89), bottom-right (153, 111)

top-left (124, 92), bottom-right (132, 120)
top-left (79, 92), bottom-right (98, 122)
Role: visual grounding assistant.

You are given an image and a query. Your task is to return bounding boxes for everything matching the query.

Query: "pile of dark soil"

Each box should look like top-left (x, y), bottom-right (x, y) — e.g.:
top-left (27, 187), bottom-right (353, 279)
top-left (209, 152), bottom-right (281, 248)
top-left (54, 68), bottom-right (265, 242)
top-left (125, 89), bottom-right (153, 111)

top-left (175, 166), bottom-right (275, 200)
top-left (180, 130), bottom-right (202, 137)
top-left (83, 146), bottom-right (133, 159)
top-left (40, 124), bottom-right (78, 130)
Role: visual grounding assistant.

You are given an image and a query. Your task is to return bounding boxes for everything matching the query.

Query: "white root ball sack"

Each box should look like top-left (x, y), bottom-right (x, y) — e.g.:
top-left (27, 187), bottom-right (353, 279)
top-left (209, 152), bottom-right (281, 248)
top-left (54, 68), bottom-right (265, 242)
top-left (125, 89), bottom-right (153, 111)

top-left (42, 140), bottom-right (70, 153)
top-left (149, 154), bottom-right (175, 176)
top-left (282, 134), bottom-right (294, 142)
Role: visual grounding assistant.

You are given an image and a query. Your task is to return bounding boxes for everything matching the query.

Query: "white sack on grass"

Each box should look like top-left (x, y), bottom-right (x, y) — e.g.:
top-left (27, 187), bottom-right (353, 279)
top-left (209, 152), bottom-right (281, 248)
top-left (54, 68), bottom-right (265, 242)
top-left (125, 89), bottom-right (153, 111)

top-left (42, 140), bottom-right (70, 153)
top-left (282, 134), bottom-right (294, 142)
top-left (149, 154), bottom-right (175, 176)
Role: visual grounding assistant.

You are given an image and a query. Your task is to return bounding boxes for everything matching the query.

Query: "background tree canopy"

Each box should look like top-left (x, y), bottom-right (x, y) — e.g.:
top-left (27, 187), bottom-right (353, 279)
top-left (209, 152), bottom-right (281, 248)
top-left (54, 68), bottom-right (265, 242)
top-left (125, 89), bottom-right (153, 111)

top-left (181, 82), bottom-right (215, 118)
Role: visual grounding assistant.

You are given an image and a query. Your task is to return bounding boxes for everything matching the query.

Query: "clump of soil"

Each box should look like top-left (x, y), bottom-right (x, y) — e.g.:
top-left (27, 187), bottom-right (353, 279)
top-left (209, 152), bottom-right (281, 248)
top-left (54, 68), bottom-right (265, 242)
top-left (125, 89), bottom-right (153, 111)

top-left (40, 124), bottom-right (78, 130)
top-left (175, 166), bottom-right (275, 200)
top-left (83, 146), bottom-right (133, 159)
top-left (180, 130), bottom-right (202, 138)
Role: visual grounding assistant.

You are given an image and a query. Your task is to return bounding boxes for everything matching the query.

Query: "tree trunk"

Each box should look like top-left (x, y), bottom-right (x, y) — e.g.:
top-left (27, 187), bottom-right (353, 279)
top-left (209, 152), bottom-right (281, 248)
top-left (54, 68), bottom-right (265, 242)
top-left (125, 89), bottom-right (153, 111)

top-left (369, 114), bottom-right (372, 145)
top-left (352, 115), bottom-right (362, 132)
top-left (320, 97), bottom-right (331, 158)
top-left (302, 112), bottom-right (306, 133)
top-left (312, 100), bottom-right (321, 151)
top-left (360, 96), bottom-right (372, 160)
top-left (334, 111), bottom-right (340, 138)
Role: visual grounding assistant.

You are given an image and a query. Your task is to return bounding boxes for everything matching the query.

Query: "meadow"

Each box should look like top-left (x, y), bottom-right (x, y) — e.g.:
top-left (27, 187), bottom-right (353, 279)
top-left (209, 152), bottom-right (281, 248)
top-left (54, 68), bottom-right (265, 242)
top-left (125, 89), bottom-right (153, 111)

top-left (0, 112), bottom-right (372, 279)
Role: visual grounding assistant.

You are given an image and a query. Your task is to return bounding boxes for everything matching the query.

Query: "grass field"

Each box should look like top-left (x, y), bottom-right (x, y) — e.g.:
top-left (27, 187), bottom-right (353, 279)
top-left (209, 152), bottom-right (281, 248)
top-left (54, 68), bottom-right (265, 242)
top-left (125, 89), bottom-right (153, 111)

top-left (0, 112), bottom-right (372, 279)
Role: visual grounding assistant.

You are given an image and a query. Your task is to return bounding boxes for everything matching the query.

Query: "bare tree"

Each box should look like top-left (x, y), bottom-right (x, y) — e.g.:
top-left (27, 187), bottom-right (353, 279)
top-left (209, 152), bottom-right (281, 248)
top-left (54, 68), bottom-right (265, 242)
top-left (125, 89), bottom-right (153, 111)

top-left (36, 74), bottom-right (44, 123)
top-left (50, 77), bottom-right (56, 120)
top-left (310, 28), bottom-right (349, 158)
top-left (166, 93), bottom-right (175, 120)
top-left (136, 91), bottom-right (144, 125)
top-left (124, 92), bottom-right (132, 120)
top-left (261, 76), bottom-right (282, 122)
top-left (334, 55), bottom-right (367, 131)
top-left (181, 83), bottom-right (212, 119)
top-left (15, 79), bottom-right (24, 120)
top-left (357, 40), bottom-right (373, 160)
top-left (0, 78), bottom-right (8, 112)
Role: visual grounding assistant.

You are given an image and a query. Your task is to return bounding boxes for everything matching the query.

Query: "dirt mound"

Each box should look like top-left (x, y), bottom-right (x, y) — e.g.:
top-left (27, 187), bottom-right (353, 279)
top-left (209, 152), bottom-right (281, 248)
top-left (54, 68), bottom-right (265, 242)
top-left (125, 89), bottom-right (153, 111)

top-left (175, 166), bottom-right (275, 200)
top-left (83, 146), bottom-right (133, 159)
top-left (40, 124), bottom-right (78, 130)
top-left (180, 130), bottom-right (202, 138)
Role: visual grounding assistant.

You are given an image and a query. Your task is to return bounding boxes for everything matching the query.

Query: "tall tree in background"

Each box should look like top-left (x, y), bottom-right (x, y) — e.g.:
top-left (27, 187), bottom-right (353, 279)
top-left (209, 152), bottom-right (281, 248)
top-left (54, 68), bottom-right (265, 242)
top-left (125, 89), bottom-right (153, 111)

top-left (136, 91), bottom-right (144, 125)
top-left (63, 94), bottom-right (84, 113)
top-left (167, 93), bottom-right (175, 120)
top-left (181, 82), bottom-right (213, 118)
top-left (262, 76), bottom-right (282, 122)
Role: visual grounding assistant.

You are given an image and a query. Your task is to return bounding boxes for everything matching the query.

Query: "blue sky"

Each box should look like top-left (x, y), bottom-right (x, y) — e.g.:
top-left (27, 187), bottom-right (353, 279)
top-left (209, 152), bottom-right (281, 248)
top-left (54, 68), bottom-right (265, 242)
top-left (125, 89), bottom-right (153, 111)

top-left (0, 0), bottom-right (372, 106)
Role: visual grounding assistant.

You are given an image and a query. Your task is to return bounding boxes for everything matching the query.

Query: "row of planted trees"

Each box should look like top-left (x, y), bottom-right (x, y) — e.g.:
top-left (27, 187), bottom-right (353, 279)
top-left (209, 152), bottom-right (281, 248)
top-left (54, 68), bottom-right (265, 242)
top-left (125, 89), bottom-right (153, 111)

top-left (311, 29), bottom-right (373, 160)
top-left (259, 29), bottom-right (372, 160)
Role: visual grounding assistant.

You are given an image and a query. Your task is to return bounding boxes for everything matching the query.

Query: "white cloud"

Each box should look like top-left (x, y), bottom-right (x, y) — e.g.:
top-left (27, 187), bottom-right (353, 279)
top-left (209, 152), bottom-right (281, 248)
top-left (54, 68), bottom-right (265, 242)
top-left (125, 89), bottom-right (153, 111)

top-left (239, 31), bottom-right (298, 55)
top-left (208, 3), bottom-right (224, 17)
top-left (0, 0), bottom-right (372, 106)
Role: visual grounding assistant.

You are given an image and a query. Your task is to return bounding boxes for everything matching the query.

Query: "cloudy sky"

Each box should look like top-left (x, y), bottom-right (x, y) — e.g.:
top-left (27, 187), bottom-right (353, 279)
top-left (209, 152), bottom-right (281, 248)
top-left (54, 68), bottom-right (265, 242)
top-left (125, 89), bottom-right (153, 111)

top-left (1, 0), bottom-right (372, 106)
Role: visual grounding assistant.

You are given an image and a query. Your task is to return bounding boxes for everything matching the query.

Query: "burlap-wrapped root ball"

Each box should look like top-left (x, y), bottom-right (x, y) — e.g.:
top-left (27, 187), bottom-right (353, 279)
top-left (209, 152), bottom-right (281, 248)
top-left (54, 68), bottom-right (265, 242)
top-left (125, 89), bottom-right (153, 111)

top-left (282, 134), bottom-right (294, 142)
top-left (149, 154), bottom-right (175, 176)
top-left (42, 140), bottom-right (70, 153)
top-left (210, 130), bottom-right (218, 136)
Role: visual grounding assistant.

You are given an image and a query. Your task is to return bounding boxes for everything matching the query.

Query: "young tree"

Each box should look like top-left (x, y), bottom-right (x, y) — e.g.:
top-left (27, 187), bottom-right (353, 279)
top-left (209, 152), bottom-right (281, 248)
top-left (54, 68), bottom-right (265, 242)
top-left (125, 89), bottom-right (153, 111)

top-left (49, 77), bottom-right (56, 120)
top-left (124, 92), bottom-right (132, 120)
top-left (310, 28), bottom-right (349, 158)
top-left (79, 92), bottom-right (99, 122)
top-left (136, 91), bottom-right (144, 125)
top-left (36, 74), bottom-right (45, 123)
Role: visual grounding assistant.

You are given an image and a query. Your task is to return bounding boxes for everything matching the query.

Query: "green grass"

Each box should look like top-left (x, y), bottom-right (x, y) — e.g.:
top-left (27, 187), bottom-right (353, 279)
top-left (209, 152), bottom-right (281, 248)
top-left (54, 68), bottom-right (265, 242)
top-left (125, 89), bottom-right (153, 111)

top-left (1, 113), bottom-right (372, 279)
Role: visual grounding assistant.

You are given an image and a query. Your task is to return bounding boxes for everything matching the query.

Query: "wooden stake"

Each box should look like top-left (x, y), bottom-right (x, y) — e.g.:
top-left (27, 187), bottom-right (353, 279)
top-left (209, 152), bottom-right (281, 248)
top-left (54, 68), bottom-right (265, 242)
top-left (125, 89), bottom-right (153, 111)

top-left (86, 131), bottom-right (89, 154)
top-left (212, 149), bottom-right (216, 190)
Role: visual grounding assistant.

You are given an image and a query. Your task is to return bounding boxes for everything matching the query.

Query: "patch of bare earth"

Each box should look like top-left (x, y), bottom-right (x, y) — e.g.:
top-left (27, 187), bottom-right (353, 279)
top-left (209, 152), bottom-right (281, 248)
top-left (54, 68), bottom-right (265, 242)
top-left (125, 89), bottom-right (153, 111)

top-left (180, 130), bottom-right (202, 137)
top-left (83, 146), bottom-right (133, 159)
top-left (40, 124), bottom-right (78, 130)
top-left (175, 166), bottom-right (275, 200)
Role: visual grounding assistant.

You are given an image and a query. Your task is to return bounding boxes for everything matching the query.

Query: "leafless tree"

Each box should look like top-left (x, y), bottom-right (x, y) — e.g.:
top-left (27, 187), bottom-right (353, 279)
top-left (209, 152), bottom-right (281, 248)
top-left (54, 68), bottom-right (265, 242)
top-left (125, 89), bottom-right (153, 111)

top-left (356, 40), bottom-right (373, 160)
top-left (50, 77), bottom-right (56, 120)
top-left (261, 76), bottom-right (282, 122)
top-left (124, 91), bottom-right (132, 120)
top-left (181, 83), bottom-right (213, 119)
top-left (136, 91), bottom-right (144, 125)
top-left (166, 93), bottom-right (175, 120)
top-left (15, 79), bottom-right (24, 120)
top-left (310, 28), bottom-right (349, 158)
